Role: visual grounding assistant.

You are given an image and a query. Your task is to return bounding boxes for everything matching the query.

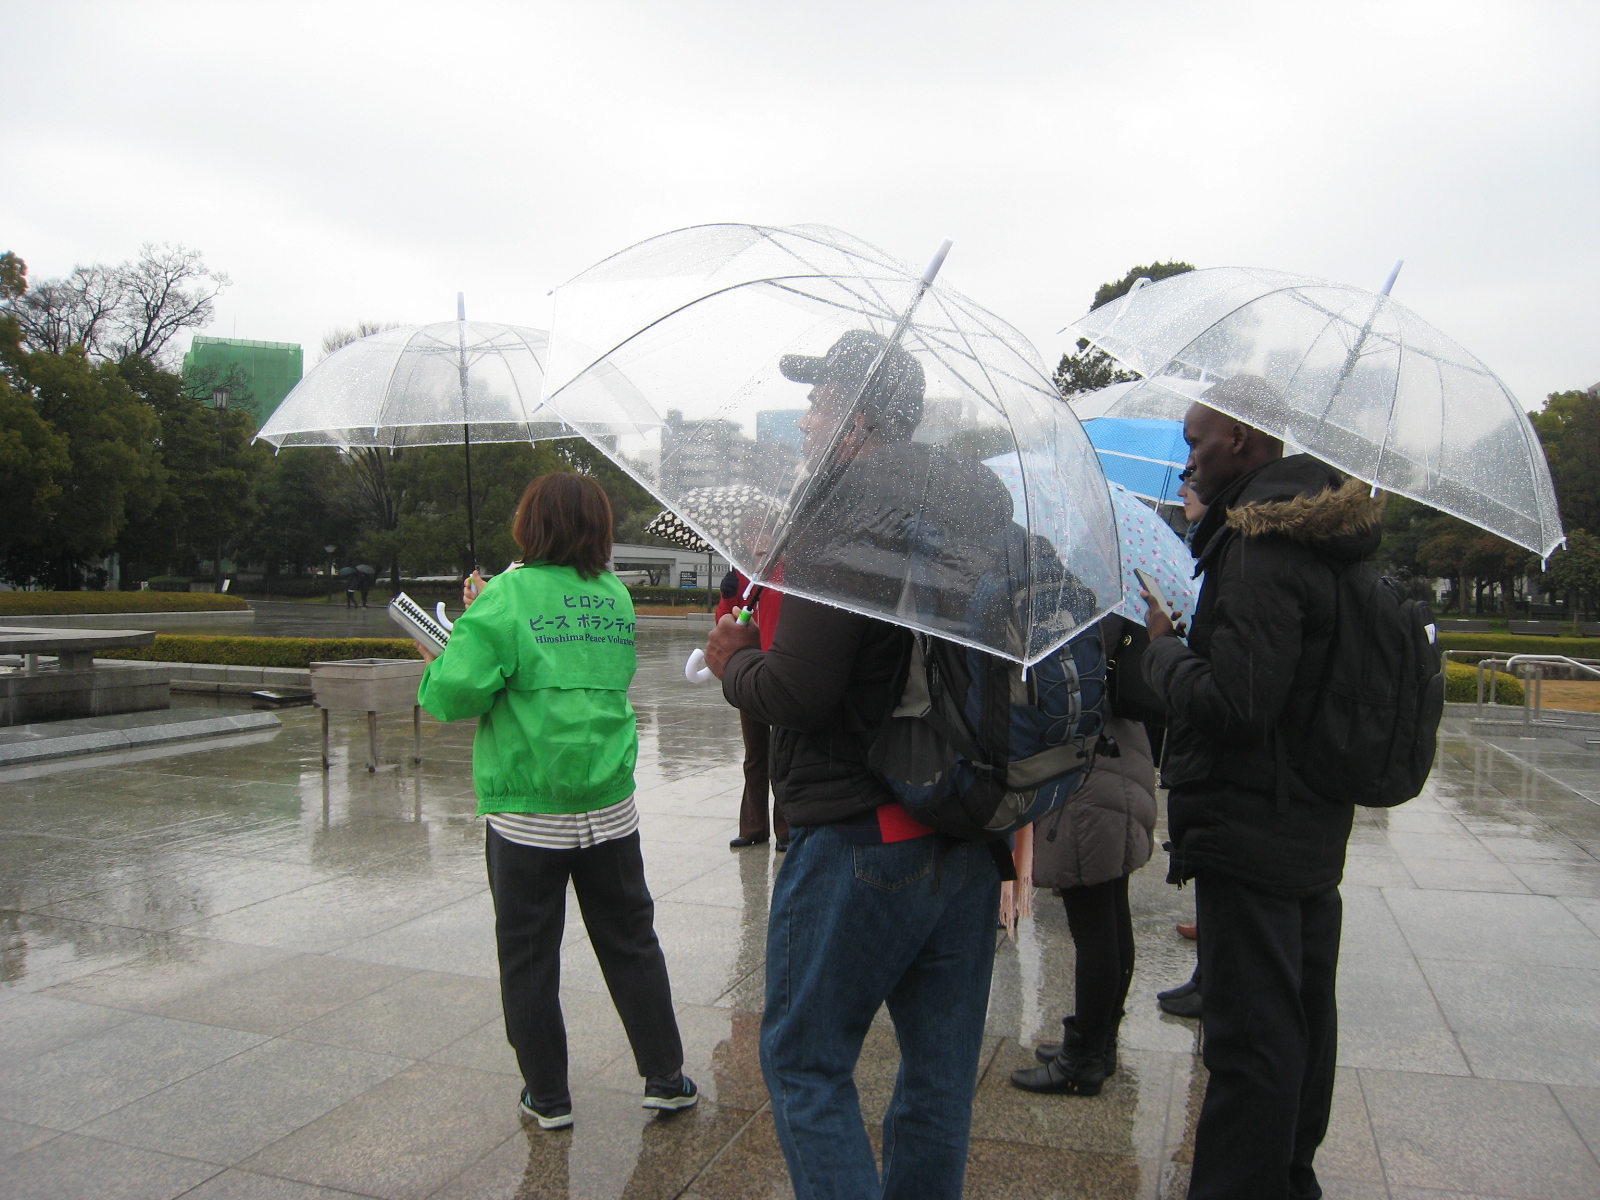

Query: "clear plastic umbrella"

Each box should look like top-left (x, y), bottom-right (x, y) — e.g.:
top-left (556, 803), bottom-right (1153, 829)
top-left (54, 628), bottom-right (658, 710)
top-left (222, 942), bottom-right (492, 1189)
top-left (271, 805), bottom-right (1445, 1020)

top-left (255, 303), bottom-right (571, 567)
top-left (1071, 266), bottom-right (1563, 557)
top-left (542, 223), bottom-right (1121, 666)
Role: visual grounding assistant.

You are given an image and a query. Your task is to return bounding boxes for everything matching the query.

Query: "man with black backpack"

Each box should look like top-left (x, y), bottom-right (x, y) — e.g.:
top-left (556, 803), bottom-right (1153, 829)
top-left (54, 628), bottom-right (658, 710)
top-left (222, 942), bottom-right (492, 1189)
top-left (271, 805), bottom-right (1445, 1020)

top-left (703, 330), bottom-right (1021, 1200)
top-left (1141, 377), bottom-right (1434, 1200)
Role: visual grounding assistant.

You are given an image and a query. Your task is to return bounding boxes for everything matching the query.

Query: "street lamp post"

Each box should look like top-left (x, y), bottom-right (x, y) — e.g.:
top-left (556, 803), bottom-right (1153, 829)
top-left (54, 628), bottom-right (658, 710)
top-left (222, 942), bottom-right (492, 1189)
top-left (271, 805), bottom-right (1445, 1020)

top-left (210, 390), bottom-right (230, 593)
top-left (324, 545), bottom-right (337, 603)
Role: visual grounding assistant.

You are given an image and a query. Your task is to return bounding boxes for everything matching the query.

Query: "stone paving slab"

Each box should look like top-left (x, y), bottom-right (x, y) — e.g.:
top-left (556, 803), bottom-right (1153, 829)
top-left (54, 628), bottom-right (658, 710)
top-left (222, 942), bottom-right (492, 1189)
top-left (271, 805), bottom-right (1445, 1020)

top-left (0, 630), bottom-right (1597, 1197)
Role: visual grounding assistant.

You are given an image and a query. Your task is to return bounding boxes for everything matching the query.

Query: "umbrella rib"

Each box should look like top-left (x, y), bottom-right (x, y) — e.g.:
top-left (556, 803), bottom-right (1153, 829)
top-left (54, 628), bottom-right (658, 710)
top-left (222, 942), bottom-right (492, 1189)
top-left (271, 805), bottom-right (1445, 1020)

top-left (546, 275), bottom-right (892, 402)
top-left (1097, 448), bottom-right (1188, 468)
top-left (754, 227), bottom-right (909, 322)
top-left (762, 280), bottom-right (900, 323)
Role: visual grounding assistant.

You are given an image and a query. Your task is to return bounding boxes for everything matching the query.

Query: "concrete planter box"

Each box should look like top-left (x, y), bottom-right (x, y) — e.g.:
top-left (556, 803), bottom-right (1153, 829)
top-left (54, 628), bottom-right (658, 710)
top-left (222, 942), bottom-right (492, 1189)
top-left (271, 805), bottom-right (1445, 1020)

top-left (309, 657), bottom-right (425, 713)
top-left (308, 658), bottom-right (427, 772)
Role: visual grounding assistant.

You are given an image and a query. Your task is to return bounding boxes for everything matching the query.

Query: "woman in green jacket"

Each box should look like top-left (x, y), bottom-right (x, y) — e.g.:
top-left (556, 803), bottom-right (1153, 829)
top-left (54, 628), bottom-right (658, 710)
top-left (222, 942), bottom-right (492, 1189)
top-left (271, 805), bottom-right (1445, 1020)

top-left (415, 472), bottom-right (694, 1130)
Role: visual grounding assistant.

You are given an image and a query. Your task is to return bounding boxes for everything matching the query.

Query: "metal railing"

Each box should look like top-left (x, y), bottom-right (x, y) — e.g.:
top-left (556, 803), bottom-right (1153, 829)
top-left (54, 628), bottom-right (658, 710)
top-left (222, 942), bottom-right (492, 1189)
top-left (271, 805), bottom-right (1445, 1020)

top-left (1445, 650), bottom-right (1600, 727)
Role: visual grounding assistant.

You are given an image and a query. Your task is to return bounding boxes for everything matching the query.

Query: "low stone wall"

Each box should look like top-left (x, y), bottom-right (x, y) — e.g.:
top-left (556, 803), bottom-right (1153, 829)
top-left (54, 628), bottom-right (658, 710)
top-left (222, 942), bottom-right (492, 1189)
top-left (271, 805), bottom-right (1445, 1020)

top-left (96, 658), bottom-right (310, 694)
top-left (1, 610), bottom-right (255, 630)
top-left (2, 663), bottom-right (169, 725)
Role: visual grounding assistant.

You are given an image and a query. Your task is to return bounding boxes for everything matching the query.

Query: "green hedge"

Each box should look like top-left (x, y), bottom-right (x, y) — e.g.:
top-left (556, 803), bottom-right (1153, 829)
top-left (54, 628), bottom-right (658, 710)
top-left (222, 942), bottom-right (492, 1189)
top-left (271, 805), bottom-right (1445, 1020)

top-left (0, 591), bottom-right (250, 616)
top-left (1437, 632), bottom-right (1598, 660)
top-left (1444, 661), bottom-right (1525, 705)
top-left (100, 635), bottom-right (420, 669)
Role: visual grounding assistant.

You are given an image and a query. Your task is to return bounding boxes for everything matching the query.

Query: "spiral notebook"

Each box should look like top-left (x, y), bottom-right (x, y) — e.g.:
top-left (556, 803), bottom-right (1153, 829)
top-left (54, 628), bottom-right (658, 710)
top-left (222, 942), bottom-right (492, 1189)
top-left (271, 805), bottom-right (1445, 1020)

top-left (388, 592), bottom-right (450, 654)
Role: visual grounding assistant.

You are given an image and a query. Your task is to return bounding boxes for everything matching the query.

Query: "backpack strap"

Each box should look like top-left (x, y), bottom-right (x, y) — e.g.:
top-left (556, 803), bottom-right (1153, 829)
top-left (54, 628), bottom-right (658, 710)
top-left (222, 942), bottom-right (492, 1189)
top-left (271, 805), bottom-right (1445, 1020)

top-left (987, 838), bottom-right (1017, 881)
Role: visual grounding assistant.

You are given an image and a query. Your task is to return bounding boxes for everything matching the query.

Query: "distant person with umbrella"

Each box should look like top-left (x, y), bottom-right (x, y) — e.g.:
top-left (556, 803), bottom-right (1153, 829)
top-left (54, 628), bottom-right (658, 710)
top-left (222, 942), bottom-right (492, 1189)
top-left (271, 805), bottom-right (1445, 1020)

top-left (340, 566), bottom-right (359, 609)
top-left (356, 564), bottom-right (376, 607)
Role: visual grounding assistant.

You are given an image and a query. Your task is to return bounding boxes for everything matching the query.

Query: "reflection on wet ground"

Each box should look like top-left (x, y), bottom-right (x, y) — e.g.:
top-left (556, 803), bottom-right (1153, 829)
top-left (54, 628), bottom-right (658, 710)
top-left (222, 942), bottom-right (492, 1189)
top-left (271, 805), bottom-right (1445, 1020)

top-left (2, 630), bottom-right (1599, 1197)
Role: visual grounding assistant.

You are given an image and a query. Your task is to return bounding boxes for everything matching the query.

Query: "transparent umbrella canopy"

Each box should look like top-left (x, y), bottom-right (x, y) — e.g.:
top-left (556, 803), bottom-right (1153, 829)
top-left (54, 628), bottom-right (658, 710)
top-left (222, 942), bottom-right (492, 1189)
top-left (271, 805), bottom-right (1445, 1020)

top-left (542, 223), bottom-right (1122, 665)
top-left (255, 312), bottom-right (571, 568)
top-left (1071, 266), bottom-right (1564, 557)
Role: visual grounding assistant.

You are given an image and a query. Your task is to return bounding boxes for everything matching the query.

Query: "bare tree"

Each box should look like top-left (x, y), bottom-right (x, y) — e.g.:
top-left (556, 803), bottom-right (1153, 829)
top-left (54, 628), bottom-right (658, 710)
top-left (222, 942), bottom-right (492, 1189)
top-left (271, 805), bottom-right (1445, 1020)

top-left (113, 243), bottom-right (229, 361)
top-left (321, 320), bottom-right (400, 360)
top-left (8, 264), bottom-right (124, 356)
top-left (1, 243), bottom-right (228, 363)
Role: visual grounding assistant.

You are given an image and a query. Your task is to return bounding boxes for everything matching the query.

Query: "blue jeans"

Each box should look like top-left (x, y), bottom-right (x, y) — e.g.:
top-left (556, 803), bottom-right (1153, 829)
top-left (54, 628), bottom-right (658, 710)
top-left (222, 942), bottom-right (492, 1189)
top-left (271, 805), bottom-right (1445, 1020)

top-left (761, 825), bottom-right (1002, 1200)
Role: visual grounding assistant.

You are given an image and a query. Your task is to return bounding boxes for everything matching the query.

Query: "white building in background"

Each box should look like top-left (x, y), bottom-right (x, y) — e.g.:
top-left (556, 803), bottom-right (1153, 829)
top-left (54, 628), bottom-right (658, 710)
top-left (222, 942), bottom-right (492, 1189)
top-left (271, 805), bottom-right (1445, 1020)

top-left (609, 542), bottom-right (730, 592)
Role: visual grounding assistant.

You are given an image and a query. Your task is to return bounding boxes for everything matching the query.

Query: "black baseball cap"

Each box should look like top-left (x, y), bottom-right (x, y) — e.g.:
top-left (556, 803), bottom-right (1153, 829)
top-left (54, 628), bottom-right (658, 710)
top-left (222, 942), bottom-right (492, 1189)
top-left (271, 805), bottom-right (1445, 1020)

top-left (780, 330), bottom-right (925, 437)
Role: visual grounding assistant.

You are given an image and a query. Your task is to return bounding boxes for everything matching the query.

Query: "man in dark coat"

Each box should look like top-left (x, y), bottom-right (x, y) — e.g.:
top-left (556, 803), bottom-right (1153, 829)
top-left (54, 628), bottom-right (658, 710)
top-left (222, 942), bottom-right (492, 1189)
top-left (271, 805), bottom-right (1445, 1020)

top-left (703, 330), bottom-right (1012, 1200)
top-left (1141, 378), bottom-right (1385, 1200)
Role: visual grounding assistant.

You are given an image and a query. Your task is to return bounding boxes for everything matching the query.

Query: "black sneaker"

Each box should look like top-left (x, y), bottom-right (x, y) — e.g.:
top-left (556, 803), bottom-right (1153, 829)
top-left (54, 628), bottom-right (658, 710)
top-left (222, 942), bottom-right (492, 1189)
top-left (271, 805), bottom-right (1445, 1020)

top-left (519, 1088), bottom-right (573, 1130)
top-left (642, 1071), bottom-right (699, 1111)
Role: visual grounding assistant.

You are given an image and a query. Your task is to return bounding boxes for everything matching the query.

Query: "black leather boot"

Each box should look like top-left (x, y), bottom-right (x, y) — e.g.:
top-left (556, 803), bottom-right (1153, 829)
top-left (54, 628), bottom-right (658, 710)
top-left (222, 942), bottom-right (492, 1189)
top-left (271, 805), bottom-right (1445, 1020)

top-left (1010, 1038), bottom-right (1108, 1096)
top-left (1034, 1014), bottom-right (1119, 1077)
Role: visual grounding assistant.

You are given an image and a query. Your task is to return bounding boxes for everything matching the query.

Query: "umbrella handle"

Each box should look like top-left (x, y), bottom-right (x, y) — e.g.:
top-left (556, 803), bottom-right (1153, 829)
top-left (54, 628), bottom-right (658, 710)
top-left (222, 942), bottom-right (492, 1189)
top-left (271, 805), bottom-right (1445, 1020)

top-left (435, 602), bottom-right (455, 632)
top-left (685, 648), bottom-right (714, 684)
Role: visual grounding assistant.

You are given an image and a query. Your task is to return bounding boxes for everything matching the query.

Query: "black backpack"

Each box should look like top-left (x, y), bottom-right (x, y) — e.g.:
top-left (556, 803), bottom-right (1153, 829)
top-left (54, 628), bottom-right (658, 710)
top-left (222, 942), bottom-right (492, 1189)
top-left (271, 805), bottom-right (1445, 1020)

top-left (867, 627), bottom-right (1108, 840)
top-left (1292, 565), bottom-right (1444, 808)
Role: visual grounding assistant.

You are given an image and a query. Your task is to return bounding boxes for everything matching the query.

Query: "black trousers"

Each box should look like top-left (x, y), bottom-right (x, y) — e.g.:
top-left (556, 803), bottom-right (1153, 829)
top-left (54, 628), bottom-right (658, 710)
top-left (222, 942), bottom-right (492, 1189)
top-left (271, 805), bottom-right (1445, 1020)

top-left (1190, 872), bottom-right (1341, 1200)
top-left (1059, 873), bottom-right (1134, 1050)
top-left (485, 827), bottom-right (683, 1107)
top-left (737, 711), bottom-right (789, 842)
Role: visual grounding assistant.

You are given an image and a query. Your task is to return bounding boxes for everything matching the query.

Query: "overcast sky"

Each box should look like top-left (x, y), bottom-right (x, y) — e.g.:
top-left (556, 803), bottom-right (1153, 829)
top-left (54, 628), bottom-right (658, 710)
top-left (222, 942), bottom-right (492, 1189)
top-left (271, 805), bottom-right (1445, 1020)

top-left (4, 0), bottom-right (1596, 407)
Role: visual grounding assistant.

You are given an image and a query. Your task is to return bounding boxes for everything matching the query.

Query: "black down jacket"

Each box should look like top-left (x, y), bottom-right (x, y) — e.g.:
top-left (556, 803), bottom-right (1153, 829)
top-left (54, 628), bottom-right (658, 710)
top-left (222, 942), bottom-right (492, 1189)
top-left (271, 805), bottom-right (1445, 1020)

top-left (1141, 455), bottom-right (1385, 897)
top-left (1032, 715), bottom-right (1157, 890)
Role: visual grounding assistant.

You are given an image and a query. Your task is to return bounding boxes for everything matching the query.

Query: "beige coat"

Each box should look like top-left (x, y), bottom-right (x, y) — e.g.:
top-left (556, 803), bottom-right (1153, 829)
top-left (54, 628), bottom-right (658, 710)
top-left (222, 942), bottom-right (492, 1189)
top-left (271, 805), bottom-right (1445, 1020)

top-left (1032, 715), bottom-right (1158, 890)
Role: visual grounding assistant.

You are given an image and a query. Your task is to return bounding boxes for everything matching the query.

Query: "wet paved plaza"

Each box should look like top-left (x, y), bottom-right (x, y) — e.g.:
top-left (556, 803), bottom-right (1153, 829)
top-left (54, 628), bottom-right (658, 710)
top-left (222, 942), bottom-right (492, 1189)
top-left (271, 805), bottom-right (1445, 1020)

top-left (2, 629), bottom-right (1600, 1199)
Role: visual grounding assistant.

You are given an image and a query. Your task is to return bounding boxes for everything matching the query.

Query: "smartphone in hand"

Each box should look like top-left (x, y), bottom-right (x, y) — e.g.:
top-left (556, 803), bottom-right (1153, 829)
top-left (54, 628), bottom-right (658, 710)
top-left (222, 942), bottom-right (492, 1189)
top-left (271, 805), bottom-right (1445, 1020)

top-left (1134, 567), bottom-right (1187, 637)
top-left (1134, 568), bottom-right (1171, 619)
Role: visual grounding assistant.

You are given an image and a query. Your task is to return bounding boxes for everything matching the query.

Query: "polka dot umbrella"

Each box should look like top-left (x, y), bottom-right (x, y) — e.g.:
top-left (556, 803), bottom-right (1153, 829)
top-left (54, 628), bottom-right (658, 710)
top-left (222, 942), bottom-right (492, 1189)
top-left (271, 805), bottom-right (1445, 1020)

top-left (1104, 482), bottom-right (1199, 624)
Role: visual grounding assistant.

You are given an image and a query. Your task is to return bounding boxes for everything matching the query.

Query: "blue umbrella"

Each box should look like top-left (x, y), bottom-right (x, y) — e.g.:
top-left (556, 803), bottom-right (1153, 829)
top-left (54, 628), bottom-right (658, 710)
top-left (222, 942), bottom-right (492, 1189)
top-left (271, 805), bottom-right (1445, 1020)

top-left (1084, 417), bottom-right (1188, 506)
top-left (1069, 377), bottom-right (1207, 506)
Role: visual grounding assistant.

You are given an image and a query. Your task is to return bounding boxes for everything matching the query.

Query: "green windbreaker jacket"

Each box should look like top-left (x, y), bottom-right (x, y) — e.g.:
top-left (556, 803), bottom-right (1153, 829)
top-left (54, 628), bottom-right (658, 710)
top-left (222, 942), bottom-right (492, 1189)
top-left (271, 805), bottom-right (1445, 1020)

top-left (417, 564), bottom-right (638, 815)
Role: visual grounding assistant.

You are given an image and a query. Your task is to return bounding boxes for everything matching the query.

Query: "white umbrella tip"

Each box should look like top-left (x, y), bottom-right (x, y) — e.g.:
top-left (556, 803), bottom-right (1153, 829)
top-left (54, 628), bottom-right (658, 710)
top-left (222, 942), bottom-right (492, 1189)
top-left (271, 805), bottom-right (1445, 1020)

top-left (921, 239), bottom-right (954, 285)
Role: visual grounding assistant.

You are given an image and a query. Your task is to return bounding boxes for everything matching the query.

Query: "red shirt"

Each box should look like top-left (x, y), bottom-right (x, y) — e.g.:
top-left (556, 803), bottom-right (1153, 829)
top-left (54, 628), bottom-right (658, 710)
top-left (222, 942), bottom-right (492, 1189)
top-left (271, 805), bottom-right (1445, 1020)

top-left (723, 570), bottom-right (930, 843)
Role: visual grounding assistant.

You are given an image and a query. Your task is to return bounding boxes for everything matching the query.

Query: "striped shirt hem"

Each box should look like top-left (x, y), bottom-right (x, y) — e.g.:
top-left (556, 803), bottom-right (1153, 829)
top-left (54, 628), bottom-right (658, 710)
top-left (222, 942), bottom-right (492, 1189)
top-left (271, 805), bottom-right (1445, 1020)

top-left (485, 796), bottom-right (639, 850)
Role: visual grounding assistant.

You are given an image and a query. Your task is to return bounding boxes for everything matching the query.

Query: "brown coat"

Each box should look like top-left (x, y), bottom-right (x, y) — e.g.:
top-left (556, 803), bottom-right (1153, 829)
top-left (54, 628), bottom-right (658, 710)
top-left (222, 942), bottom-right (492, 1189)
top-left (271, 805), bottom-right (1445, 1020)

top-left (1032, 716), bottom-right (1158, 890)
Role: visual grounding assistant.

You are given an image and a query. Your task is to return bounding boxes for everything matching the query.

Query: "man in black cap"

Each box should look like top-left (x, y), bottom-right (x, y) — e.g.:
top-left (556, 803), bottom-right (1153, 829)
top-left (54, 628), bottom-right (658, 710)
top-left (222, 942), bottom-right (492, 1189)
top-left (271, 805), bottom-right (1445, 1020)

top-left (781, 328), bottom-right (926, 458)
top-left (704, 329), bottom-right (1010, 1200)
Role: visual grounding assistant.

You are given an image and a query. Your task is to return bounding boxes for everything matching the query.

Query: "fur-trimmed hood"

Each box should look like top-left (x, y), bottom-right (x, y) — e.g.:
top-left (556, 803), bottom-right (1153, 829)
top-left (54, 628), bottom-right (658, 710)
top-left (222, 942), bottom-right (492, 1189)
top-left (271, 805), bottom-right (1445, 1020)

top-left (1194, 454), bottom-right (1384, 563)
top-left (1228, 475), bottom-right (1387, 544)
